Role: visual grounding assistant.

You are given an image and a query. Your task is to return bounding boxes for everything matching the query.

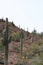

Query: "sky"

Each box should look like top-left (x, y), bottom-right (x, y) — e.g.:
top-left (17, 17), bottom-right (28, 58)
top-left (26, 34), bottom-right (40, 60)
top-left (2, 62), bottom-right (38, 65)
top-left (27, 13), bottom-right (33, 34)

top-left (0, 0), bottom-right (43, 33)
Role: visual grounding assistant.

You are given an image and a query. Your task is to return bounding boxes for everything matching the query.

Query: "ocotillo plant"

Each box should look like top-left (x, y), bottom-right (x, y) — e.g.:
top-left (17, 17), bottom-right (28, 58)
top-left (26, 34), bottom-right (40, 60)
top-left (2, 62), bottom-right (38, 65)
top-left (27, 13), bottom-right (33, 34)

top-left (3, 18), bottom-right (9, 65)
top-left (20, 31), bottom-right (24, 55)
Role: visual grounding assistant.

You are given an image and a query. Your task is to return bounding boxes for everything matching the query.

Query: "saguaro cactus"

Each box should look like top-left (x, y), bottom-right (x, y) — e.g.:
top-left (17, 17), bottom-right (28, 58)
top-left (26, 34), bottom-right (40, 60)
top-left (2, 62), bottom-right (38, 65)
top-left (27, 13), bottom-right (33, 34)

top-left (3, 18), bottom-right (9, 65)
top-left (20, 31), bottom-right (24, 55)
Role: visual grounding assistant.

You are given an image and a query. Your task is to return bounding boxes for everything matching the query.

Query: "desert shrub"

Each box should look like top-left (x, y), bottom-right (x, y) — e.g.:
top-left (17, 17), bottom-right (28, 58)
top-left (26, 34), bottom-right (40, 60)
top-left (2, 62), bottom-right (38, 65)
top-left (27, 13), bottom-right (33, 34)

top-left (12, 21), bottom-right (15, 27)
top-left (31, 61), bottom-right (40, 65)
top-left (39, 52), bottom-right (43, 60)
top-left (11, 32), bottom-right (20, 42)
top-left (14, 63), bottom-right (23, 65)
top-left (33, 47), bottom-right (39, 53)
top-left (14, 61), bottom-right (28, 65)
top-left (28, 43), bottom-right (40, 55)
top-left (11, 31), bottom-right (24, 42)
top-left (0, 45), bottom-right (2, 49)
top-left (13, 45), bottom-right (20, 53)
top-left (38, 40), bottom-right (43, 45)
top-left (32, 29), bottom-right (37, 35)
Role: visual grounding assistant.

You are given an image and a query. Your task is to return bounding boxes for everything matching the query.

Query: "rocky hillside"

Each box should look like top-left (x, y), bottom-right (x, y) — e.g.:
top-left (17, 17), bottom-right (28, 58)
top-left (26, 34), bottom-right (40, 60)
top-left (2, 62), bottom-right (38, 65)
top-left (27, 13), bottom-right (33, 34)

top-left (0, 18), bottom-right (43, 65)
top-left (0, 19), bottom-right (41, 41)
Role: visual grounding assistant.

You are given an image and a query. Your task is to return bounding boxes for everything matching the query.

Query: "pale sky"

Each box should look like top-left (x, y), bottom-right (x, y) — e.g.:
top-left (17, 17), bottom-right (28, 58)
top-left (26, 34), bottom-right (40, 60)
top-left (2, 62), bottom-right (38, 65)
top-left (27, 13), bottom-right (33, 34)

top-left (0, 0), bottom-right (43, 33)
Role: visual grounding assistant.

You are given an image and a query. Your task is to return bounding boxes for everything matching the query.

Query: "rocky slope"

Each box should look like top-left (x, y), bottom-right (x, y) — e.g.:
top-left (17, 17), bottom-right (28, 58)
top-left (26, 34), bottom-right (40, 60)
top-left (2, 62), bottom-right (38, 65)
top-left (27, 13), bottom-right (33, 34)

top-left (0, 19), bottom-right (43, 65)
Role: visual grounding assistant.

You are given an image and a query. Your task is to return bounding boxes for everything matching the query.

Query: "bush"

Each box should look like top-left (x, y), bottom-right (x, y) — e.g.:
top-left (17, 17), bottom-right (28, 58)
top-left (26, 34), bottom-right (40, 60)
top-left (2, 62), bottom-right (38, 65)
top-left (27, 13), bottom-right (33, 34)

top-left (13, 45), bottom-right (20, 53)
top-left (38, 40), bottom-right (43, 45)
top-left (32, 29), bottom-right (37, 35)
top-left (12, 21), bottom-right (15, 27)
top-left (14, 63), bottom-right (23, 65)
top-left (31, 61), bottom-right (40, 65)
top-left (11, 32), bottom-right (20, 42)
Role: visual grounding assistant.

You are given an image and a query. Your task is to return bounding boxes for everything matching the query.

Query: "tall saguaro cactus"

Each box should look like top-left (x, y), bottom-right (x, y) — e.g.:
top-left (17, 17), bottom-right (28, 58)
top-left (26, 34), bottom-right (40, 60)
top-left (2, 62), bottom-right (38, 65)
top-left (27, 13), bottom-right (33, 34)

top-left (3, 18), bottom-right (9, 65)
top-left (20, 31), bottom-right (24, 55)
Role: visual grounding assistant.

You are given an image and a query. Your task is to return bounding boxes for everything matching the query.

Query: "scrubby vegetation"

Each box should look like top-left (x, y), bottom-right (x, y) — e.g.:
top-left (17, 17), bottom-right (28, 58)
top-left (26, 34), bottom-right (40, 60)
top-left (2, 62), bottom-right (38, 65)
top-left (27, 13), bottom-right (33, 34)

top-left (11, 32), bottom-right (20, 42)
